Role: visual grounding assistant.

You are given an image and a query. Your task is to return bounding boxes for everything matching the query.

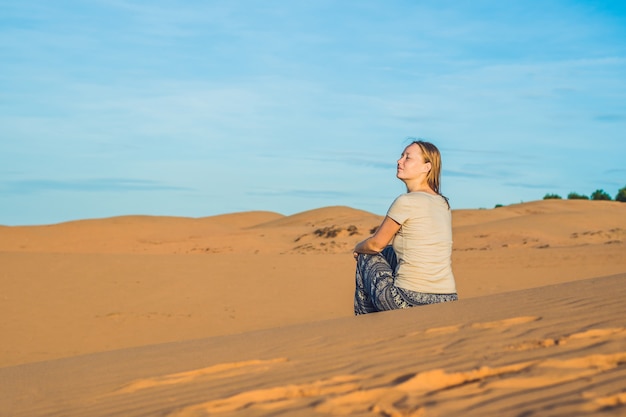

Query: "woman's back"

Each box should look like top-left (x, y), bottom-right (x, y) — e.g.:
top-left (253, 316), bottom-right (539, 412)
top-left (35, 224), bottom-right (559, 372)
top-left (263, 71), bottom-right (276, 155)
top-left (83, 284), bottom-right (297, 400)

top-left (387, 192), bottom-right (455, 294)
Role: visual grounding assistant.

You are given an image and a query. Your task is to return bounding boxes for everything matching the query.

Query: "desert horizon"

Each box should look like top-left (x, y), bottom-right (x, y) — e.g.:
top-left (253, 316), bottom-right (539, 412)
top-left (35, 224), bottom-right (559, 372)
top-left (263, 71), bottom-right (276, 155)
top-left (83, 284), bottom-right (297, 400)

top-left (1, 198), bottom-right (626, 416)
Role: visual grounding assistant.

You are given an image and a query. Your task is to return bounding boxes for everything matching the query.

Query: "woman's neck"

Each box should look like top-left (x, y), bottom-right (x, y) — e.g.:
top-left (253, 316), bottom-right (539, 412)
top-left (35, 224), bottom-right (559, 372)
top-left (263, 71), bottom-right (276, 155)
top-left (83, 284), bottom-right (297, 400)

top-left (404, 179), bottom-right (434, 194)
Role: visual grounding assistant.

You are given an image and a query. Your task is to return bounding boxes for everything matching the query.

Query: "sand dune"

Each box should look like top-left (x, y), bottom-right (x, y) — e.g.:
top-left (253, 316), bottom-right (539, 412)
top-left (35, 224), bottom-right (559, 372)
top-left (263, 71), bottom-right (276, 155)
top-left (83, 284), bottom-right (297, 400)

top-left (2, 275), bottom-right (625, 416)
top-left (1, 199), bottom-right (625, 416)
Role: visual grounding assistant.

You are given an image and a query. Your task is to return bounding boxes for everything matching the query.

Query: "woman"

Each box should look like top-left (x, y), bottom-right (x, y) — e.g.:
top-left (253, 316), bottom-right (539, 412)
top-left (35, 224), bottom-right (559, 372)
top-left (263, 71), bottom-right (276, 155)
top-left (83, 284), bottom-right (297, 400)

top-left (353, 140), bottom-right (458, 315)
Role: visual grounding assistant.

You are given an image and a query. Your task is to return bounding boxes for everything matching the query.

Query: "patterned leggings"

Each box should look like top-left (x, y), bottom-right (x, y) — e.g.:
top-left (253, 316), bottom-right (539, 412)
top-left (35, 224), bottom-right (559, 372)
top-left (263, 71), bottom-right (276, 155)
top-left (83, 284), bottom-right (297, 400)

top-left (354, 246), bottom-right (458, 315)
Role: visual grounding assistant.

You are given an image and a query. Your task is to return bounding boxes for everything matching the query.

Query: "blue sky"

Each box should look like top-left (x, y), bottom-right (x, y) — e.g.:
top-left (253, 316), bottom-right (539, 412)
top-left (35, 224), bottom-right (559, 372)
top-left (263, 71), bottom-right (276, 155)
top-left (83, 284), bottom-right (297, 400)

top-left (2, 1), bottom-right (625, 225)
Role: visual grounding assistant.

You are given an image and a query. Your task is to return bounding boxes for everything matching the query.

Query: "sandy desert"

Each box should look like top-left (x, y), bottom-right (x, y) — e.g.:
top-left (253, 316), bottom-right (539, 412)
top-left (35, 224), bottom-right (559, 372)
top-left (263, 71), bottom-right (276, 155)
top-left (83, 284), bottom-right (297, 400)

top-left (1, 199), bottom-right (625, 416)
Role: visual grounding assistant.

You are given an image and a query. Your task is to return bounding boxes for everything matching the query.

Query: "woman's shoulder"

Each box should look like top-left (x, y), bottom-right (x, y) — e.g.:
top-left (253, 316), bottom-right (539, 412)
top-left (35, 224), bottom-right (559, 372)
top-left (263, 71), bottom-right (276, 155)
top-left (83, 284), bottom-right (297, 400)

top-left (390, 192), bottom-right (426, 211)
top-left (405, 191), bottom-right (441, 200)
top-left (397, 192), bottom-right (449, 207)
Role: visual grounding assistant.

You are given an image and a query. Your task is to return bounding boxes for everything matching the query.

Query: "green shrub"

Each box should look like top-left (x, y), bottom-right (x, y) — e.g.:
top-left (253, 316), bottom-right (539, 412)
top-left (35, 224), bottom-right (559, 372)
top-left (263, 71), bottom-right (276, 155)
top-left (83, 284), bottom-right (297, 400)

top-left (567, 192), bottom-right (589, 200)
top-left (543, 193), bottom-right (562, 200)
top-left (590, 189), bottom-right (612, 201)
top-left (494, 204), bottom-right (504, 208)
top-left (615, 186), bottom-right (626, 202)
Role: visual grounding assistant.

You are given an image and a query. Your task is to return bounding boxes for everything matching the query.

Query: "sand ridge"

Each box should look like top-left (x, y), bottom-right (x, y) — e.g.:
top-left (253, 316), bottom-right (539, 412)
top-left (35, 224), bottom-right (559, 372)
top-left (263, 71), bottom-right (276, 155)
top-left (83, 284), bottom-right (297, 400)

top-left (0, 205), bottom-right (382, 255)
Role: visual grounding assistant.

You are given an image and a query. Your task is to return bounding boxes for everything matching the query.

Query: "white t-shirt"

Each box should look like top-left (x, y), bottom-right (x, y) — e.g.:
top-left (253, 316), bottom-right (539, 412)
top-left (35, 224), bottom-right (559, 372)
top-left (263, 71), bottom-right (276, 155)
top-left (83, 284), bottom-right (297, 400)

top-left (386, 192), bottom-right (456, 294)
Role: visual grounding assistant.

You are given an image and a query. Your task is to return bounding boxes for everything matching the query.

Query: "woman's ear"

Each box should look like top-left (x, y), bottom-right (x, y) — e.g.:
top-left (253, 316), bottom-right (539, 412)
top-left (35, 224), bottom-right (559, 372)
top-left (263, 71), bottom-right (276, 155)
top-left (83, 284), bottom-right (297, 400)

top-left (423, 161), bottom-right (432, 173)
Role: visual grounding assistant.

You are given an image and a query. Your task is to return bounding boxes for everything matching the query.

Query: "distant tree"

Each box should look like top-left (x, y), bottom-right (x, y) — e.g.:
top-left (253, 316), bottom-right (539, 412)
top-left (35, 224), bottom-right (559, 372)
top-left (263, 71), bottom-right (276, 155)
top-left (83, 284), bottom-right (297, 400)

top-left (590, 189), bottom-right (612, 201)
top-left (567, 192), bottom-right (589, 200)
top-left (543, 193), bottom-right (562, 200)
top-left (494, 204), bottom-right (504, 208)
top-left (616, 185), bottom-right (626, 202)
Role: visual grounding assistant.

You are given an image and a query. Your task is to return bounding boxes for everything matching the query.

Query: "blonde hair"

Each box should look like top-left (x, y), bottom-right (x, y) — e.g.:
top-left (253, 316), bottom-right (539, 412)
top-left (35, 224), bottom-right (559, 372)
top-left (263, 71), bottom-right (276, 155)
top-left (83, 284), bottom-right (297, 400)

top-left (412, 140), bottom-right (449, 208)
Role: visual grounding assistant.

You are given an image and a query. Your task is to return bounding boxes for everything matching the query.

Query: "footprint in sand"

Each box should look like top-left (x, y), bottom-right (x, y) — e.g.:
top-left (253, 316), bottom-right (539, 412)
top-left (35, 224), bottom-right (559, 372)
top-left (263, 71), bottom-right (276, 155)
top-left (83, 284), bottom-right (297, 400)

top-left (489, 351), bottom-right (626, 389)
top-left (115, 358), bottom-right (288, 394)
top-left (407, 316), bottom-right (540, 338)
top-left (167, 375), bottom-right (363, 417)
top-left (507, 327), bottom-right (626, 352)
top-left (470, 316), bottom-right (540, 329)
top-left (583, 391), bottom-right (626, 412)
top-left (423, 324), bottom-right (463, 335)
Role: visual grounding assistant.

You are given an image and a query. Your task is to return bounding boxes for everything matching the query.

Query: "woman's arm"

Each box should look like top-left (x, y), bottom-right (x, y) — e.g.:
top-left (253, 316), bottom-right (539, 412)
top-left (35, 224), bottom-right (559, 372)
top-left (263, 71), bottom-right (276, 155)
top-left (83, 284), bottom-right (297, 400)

top-left (353, 216), bottom-right (401, 257)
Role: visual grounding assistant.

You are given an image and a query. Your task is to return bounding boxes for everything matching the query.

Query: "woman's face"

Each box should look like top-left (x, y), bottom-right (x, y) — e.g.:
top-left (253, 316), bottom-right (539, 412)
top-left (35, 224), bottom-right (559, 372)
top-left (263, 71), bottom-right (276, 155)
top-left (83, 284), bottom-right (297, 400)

top-left (396, 143), bottom-right (431, 181)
